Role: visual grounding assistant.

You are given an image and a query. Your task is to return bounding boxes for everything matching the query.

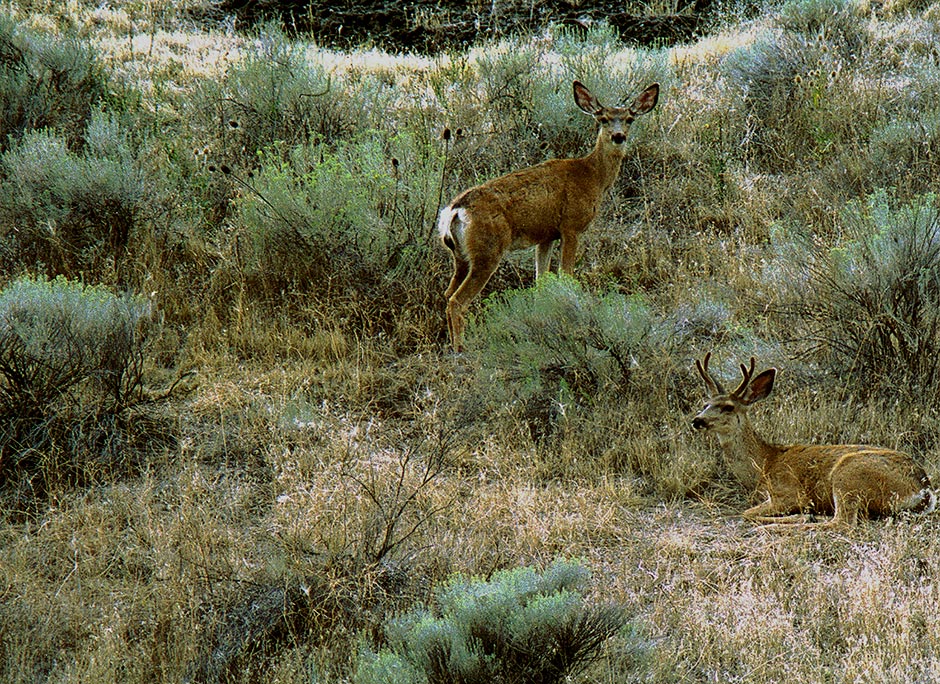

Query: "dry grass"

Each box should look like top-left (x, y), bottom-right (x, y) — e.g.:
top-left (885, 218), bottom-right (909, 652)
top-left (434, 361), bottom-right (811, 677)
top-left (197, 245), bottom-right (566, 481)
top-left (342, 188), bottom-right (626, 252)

top-left (3, 0), bottom-right (940, 682)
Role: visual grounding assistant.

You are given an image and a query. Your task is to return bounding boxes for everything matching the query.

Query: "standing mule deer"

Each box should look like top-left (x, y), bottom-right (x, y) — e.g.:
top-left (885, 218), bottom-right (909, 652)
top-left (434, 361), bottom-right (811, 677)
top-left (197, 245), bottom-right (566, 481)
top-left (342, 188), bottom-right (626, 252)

top-left (692, 353), bottom-right (936, 528)
top-left (438, 80), bottom-right (660, 351)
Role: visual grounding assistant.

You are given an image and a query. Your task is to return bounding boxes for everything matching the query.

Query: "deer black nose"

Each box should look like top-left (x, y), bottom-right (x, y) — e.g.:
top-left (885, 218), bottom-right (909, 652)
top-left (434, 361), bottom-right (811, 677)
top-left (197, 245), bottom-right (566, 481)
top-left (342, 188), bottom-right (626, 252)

top-left (692, 417), bottom-right (708, 430)
top-left (611, 133), bottom-right (626, 145)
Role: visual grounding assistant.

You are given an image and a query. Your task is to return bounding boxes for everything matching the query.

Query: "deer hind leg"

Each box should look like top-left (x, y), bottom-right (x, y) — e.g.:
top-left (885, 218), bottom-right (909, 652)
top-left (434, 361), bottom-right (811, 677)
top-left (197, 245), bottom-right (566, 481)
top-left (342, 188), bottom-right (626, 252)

top-left (535, 241), bottom-right (555, 278)
top-left (445, 257), bottom-right (500, 352)
top-left (821, 487), bottom-right (861, 527)
top-left (445, 252), bottom-right (470, 300)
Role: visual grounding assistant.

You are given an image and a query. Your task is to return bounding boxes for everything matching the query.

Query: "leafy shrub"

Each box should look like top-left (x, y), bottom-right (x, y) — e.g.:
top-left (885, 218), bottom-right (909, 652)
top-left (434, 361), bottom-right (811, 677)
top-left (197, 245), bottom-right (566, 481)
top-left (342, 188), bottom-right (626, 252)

top-left (355, 559), bottom-right (629, 684)
top-left (776, 0), bottom-right (869, 55)
top-left (467, 274), bottom-right (671, 407)
top-left (0, 275), bottom-right (153, 494)
top-left (456, 274), bottom-right (677, 463)
top-left (863, 109), bottom-right (940, 198)
top-left (193, 23), bottom-right (353, 174)
top-left (225, 128), bottom-right (443, 344)
top-left (723, 0), bottom-right (878, 174)
top-left (777, 192), bottom-right (940, 397)
top-left (724, 29), bottom-right (842, 169)
top-left (0, 12), bottom-right (109, 151)
top-left (0, 118), bottom-right (143, 278)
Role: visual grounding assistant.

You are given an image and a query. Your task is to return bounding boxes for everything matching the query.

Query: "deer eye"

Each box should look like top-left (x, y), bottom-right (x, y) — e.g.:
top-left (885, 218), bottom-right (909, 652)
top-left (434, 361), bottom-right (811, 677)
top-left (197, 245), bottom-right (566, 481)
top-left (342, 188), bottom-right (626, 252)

top-left (720, 404), bottom-right (735, 413)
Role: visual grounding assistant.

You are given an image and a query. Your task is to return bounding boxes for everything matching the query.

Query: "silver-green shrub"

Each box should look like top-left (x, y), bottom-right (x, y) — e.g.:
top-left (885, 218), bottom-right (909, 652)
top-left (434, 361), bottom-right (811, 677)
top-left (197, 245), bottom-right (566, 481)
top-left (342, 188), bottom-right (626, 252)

top-left (0, 12), bottom-right (109, 150)
top-left (355, 559), bottom-right (628, 684)
top-left (0, 275), bottom-right (152, 413)
top-left (0, 118), bottom-right (142, 277)
top-left (230, 129), bottom-right (443, 317)
top-left (192, 23), bottom-right (352, 173)
top-left (467, 273), bottom-right (671, 405)
top-left (778, 192), bottom-right (940, 396)
top-left (0, 275), bottom-right (153, 494)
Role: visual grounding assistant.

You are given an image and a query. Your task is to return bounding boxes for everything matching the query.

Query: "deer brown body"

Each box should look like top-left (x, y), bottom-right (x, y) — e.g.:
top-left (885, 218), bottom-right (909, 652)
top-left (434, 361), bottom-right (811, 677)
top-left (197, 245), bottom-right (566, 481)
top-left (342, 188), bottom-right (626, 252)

top-left (438, 80), bottom-right (659, 352)
top-left (692, 353), bottom-right (935, 528)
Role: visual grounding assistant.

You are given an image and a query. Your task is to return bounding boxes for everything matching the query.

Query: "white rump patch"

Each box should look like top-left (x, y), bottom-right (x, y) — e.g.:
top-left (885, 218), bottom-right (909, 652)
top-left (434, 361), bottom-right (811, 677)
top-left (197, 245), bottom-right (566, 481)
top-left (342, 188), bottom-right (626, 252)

top-left (438, 206), bottom-right (469, 252)
top-left (899, 488), bottom-right (936, 514)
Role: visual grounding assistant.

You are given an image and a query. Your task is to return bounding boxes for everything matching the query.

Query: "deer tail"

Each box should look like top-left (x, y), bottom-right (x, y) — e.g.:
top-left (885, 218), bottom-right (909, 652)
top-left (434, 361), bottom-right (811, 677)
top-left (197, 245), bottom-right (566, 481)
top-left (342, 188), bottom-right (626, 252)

top-left (437, 205), bottom-right (467, 253)
top-left (921, 487), bottom-right (937, 515)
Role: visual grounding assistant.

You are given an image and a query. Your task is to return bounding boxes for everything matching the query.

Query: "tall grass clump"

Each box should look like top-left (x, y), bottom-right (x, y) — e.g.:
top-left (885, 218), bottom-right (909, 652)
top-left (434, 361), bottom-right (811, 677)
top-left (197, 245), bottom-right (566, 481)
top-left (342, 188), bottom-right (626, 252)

top-left (468, 274), bottom-right (671, 404)
top-left (0, 275), bottom-right (154, 499)
top-left (776, 192), bottom-right (940, 398)
top-left (192, 23), bottom-right (352, 175)
top-left (355, 559), bottom-right (630, 684)
top-left (223, 128), bottom-right (444, 346)
top-left (0, 12), bottom-right (110, 152)
top-left (0, 114), bottom-right (143, 279)
top-left (723, 0), bottom-right (875, 173)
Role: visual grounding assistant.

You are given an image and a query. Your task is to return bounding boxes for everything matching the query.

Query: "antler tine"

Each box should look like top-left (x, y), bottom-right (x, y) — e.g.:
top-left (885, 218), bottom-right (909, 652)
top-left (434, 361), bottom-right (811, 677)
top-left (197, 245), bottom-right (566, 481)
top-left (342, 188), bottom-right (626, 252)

top-left (695, 352), bottom-right (725, 395)
top-left (731, 357), bottom-right (756, 398)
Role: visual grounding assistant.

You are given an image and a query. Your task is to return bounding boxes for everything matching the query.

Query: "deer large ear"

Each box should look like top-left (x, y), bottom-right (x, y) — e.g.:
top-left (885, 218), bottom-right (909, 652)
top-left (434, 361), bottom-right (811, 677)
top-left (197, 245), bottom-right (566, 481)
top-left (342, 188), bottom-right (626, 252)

top-left (573, 81), bottom-right (602, 114)
top-left (630, 83), bottom-right (659, 116)
top-left (741, 368), bottom-right (776, 404)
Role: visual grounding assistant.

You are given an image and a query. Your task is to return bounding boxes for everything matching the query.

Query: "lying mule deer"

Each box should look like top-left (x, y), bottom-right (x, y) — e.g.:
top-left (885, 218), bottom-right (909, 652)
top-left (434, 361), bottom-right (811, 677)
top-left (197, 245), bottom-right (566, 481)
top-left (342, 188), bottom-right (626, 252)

top-left (438, 80), bottom-right (660, 351)
top-left (692, 353), bottom-right (936, 528)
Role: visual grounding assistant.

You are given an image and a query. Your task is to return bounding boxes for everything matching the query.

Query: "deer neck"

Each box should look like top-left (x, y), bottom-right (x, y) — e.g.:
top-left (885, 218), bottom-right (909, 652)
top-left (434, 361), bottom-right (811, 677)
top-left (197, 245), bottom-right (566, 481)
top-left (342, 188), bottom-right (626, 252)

top-left (585, 133), bottom-right (627, 193)
top-left (716, 419), bottom-right (783, 490)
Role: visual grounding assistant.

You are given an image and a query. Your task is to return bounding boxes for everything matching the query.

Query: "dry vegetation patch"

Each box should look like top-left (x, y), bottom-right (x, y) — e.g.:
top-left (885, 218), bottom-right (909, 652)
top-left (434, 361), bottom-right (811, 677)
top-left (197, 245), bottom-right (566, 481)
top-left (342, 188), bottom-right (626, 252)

top-left (3, 0), bottom-right (940, 681)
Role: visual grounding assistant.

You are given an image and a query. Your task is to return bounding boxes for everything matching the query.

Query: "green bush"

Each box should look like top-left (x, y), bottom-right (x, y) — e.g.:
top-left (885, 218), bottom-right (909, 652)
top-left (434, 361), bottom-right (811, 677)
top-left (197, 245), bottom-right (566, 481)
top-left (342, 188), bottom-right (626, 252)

top-left (355, 559), bottom-right (629, 684)
top-left (454, 275), bottom-right (677, 460)
top-left (193, 23), bottom-right (352, 174)
top-left (0, 13), bottom-right (109, 151)
top-left (0, 275), bottom-right (152, 410)
top-left (778, 192), bottom-right (940, 396)
top-left (863, 110), bottom-right (940, 198)
top-left (226, 128), bottom-right (443, 344)
top-left (467, 274), bottom-right (671, 405)
top-left (723, 0), bottom-right (879, 175)
top-left (0, 275), bottom-right (154, 494)
top-left (723, 29), bottom-right (840, 169)
top-left (0, 118), bottom-right (143, 278)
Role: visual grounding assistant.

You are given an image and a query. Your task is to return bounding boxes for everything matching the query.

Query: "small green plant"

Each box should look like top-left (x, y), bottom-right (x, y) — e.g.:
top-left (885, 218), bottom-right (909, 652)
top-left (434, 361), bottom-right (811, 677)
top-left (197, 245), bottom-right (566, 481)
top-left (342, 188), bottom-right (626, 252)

top-left (0, 12), bottom-right (109, 151)
top-left (0, 275), bottom-right (153, 494)
top-left (355, 559), bottom-right (629, 684)
top-left (468, 274), bottom-right (669, 405)
top-left (0, 118), bottom-right (142, 278)
top-left (778, 192), bottom-right (940, 396)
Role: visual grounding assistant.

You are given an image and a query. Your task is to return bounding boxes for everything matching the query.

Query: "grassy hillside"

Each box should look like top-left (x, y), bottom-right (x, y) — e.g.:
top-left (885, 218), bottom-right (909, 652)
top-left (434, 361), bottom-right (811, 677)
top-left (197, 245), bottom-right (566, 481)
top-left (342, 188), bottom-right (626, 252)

top-left (2, 0), bottom-right (940, 681)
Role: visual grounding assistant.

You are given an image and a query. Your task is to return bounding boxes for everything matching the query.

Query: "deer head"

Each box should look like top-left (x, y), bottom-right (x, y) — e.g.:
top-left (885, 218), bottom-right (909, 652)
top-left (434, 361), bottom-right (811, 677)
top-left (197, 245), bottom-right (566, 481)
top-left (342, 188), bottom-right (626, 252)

top-left (692, 353), bottom-right (776, 438)
top-left (573, 81), bottom-right (659, 148)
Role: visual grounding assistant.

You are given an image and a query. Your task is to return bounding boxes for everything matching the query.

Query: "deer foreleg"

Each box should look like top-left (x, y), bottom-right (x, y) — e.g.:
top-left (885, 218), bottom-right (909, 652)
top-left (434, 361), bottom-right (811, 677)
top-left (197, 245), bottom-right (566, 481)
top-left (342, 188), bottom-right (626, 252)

top-left (559, 234), bottom-right (580, 274)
